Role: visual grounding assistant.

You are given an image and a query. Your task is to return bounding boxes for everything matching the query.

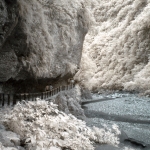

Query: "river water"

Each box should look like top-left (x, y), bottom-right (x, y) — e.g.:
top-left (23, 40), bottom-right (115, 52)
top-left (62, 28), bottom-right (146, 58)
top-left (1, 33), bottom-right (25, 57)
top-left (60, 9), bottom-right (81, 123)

top-left (84, 92), bottom-right (150, 150)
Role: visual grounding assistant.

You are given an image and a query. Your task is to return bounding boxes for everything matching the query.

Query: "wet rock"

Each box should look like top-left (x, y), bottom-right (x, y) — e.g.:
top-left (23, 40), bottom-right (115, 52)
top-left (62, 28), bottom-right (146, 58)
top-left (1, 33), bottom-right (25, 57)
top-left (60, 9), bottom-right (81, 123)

top-left (118, 130), bottom-right (128, 143)
top-left (125, 138), bottom-right (147, 148)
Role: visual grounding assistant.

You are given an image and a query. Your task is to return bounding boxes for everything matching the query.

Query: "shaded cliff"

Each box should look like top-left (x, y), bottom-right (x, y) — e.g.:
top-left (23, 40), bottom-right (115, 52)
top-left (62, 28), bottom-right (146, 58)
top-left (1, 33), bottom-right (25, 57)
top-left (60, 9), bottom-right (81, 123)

top-left (0, 0), bottom-right (89, 93)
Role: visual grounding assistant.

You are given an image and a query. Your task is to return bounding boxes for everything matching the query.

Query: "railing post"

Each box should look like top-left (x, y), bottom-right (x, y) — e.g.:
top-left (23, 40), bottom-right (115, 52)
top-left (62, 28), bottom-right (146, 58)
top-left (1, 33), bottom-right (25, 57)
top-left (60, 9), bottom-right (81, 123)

top-left (13, 94), bottom-right (17, 106)
top-left (26, 93), bottom-right (28, 101)
top-left (0, 94), bottom-right (2, 107)
top-left (33, 93), bottom-right (35, 101)
top-left (48, 91), bottom-right (50, 97)
top-left (23, 94), bottom-right (25, 101)
top-left (34, 93), bottom-right (36, 101)
top-left (28, 93), bottom-right (30, 101)
top-left (34, 93), bottom-right (36, 100)
top-left (55, 88), bottom-right (57, 94)
top-left (35, 93), bottom-right (37, 100)
top-left (45, 92), bottom-right (47, 98)
top-left (25, 93), bottom-right (27, 101)
top-left (41, 92), bottom-right (43, 100)
top-left (19, 94), bottom-right (22, 102)
top-left (2, 94), bottom-right (4, 107)
top-left (32, 93), bottom-right (34, 101)
top-left (7, 94), bottom-right (10, 106)
top-left (46, 92), bottom-right (48, 98)
top-left (44, 92), bottom-right (46, 99)
top-left (38, 93), bottom-right (40, 99)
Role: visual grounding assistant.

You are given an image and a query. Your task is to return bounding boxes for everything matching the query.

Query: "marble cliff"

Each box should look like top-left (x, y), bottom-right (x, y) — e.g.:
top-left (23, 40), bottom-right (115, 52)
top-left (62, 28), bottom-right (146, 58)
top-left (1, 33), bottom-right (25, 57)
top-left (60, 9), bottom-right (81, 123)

top-left (0, 0), bottom-right (89, 93)
top-left (75, 0), bottom-right (150, 93)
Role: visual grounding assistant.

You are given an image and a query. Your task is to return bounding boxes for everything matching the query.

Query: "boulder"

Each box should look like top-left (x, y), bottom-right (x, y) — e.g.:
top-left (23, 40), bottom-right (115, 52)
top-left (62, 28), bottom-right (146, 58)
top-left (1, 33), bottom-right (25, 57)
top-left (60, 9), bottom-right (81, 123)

top-left (53, 89), bottom-right (85, 119)
top-left (81, 88), bottom-right (92, 100)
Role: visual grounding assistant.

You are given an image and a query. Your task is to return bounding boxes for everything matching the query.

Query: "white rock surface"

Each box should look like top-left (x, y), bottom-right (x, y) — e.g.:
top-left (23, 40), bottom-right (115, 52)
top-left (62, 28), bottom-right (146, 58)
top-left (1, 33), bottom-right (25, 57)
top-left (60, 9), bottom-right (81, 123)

top-left (76, 0), bottom-right (150, 92)
top-left (15, 0), bottom-right (90, 79)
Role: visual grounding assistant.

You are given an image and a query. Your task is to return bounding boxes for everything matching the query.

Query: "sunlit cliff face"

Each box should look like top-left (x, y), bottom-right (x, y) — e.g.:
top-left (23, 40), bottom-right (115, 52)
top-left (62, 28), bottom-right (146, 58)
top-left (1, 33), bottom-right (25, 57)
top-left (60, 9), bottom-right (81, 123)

top-left (75, 0), bottom-right (150, 92)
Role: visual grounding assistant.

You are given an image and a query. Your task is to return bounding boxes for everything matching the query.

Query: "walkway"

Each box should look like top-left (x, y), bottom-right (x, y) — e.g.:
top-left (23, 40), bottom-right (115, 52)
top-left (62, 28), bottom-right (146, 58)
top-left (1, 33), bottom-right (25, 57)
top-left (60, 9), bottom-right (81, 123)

top-left (0, 84), bottom-right (75, 107)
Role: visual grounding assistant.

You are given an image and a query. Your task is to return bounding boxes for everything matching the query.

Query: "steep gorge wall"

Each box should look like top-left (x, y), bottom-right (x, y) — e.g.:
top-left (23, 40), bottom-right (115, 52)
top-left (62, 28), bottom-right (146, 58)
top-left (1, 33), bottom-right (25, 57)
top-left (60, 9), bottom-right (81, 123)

top-left (0, 0), bottom-right (89, 93)
top-left (75, 0), bottom-right (150, 93)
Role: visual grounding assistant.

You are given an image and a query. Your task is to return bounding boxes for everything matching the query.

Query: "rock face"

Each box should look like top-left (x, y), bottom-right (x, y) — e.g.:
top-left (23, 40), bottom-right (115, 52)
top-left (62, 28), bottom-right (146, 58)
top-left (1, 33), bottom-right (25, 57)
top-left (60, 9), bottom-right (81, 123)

top-left (0, 0), bottom-right (19, 83)
top-left (0, 0), bottom-right (89, 93)
top-left (81, 88), bottom-right (92, 100)
top-left (75, 0), bottom-right (150, 92)
top-left (53, 88), bottom-right (85, 120)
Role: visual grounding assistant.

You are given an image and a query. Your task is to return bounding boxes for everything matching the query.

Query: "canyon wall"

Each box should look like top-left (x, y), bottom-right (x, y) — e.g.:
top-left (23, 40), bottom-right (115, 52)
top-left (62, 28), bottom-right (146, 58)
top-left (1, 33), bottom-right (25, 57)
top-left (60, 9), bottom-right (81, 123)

top-left (0, 0), bottom-right (89, 92)
top-left (1, 0), bottom-right (150, 93)
top-left (75, 0), bottom-right (150, 93)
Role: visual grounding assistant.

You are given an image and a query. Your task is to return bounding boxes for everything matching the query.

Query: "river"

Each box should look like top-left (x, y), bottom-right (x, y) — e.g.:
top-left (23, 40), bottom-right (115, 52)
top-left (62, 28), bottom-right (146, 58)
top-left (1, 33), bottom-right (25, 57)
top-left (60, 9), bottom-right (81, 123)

top-left (84, 92), bottom-right (150, 150)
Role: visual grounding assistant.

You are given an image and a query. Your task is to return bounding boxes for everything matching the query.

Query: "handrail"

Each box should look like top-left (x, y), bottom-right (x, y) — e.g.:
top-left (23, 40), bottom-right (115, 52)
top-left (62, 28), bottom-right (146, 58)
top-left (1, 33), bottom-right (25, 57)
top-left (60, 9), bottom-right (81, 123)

top-left (0, 84), bottom-right (75, 107)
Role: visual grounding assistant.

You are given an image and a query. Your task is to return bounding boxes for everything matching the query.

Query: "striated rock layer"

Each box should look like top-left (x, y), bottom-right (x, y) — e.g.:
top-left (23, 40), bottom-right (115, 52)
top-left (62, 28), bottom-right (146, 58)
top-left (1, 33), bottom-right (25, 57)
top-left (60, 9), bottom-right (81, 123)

top-left (0, 0), bottom-right (89, 93)
top-left (75, 0), bottom-right (150, 92)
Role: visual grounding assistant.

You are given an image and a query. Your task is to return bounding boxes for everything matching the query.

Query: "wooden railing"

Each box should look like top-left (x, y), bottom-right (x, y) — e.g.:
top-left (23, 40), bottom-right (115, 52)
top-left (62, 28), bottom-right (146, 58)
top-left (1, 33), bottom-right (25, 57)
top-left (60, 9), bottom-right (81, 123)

top-left (0, 84), bottom-right (75, 107)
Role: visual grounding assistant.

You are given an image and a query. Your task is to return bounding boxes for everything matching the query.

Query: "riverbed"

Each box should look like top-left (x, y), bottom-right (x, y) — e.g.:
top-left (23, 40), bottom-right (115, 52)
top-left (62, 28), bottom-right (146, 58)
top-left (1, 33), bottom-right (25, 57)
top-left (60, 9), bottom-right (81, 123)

top-left (84, 92), bottom-right (150, 150)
